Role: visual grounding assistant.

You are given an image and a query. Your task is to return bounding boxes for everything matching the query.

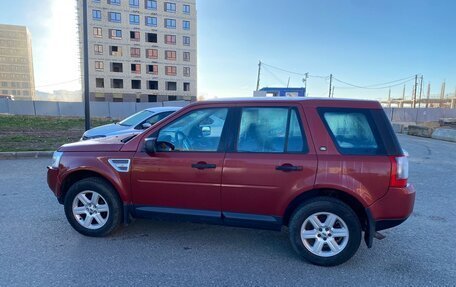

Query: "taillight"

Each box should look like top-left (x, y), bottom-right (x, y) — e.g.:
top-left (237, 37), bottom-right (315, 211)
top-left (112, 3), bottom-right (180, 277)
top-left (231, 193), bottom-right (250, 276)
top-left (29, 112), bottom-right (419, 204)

top-left (389, 152), bottom-right (409, 188)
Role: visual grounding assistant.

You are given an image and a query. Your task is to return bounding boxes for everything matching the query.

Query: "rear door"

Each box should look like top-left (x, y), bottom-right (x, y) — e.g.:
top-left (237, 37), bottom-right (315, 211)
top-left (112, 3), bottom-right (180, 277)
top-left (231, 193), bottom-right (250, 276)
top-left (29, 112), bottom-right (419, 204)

top-left (221, 105), bottom-right (318, 228)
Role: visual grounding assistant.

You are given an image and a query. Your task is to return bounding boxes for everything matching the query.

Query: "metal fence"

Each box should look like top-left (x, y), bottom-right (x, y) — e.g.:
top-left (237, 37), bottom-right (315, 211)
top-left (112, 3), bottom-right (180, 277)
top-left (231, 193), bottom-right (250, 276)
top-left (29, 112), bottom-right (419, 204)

top-left (0, 99), bottom-right (190, 119)
top-left (1, 99), bottom-right (456, 122)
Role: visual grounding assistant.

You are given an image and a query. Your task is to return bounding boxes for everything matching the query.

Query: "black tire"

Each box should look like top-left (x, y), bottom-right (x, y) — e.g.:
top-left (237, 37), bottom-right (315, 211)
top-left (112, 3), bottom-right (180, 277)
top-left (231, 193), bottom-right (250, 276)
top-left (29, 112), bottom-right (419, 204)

top-left (64, 177), bottom-right (122, 237)
top-left (289, 197), bottom-right (362, 266)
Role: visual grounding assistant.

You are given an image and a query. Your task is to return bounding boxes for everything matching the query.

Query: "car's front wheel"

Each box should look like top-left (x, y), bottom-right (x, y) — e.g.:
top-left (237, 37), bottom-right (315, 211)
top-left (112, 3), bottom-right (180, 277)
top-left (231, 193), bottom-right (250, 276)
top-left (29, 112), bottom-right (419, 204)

top-left (289, 197), bottom-right (362, 266)
top-left (64, 177), bottom-right (122, 237)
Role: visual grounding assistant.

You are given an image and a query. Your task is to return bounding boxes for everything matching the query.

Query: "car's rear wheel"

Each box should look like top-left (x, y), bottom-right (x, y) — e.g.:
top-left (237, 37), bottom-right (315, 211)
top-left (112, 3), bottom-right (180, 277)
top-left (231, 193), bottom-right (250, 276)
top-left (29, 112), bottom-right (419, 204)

top-left (289, 197), bottom-right (361, 266)
top-left (64, 177), bottom-right (122, 237)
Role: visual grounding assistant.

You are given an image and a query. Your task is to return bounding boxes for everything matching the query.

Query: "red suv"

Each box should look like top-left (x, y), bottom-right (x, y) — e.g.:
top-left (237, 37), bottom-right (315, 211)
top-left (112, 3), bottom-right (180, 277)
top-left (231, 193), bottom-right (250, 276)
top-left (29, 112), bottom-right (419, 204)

top-left (47, 98), bottom-right (415, 266)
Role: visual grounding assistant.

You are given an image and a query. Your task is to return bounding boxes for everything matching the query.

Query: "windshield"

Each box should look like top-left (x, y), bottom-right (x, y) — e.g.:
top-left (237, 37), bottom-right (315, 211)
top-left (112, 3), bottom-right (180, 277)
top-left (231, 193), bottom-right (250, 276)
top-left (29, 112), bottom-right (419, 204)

top-left (118, 110), bottom-right (154, 126)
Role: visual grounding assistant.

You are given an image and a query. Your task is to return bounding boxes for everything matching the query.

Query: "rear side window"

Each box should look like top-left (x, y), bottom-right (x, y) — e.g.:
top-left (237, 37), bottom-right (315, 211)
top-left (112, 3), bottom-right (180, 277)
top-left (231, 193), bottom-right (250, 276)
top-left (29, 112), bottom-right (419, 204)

top-left (236, 107), bottom-right (308, 153)
top-left (319, 108), bottom-right (384, 155)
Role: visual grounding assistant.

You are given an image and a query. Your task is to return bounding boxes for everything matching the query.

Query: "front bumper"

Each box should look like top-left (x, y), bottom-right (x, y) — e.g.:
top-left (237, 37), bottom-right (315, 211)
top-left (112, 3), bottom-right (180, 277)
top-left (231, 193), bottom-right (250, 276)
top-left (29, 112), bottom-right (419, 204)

top-left (47, 166), bottom-right (63, 203)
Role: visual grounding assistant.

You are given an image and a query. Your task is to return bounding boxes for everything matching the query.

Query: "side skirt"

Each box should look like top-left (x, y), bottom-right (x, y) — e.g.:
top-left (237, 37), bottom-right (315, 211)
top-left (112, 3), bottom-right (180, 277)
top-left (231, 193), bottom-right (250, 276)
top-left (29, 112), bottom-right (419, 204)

top-left (129, 205), bottom-right (283, 231)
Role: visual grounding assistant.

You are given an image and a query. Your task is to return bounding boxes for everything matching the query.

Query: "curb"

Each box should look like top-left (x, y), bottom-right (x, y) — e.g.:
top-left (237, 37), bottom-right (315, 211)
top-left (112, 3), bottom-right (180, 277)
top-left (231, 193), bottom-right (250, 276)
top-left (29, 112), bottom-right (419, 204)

top-left (0, 151), bottom-right (53, 160)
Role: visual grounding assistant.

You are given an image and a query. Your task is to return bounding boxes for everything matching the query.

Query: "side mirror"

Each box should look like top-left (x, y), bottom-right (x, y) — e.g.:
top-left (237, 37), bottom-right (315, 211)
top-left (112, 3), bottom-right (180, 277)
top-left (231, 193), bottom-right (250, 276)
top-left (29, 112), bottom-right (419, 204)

top-left (142, 122), bottom-right (152, 129)
top-left (144, 138), bottom-right (156, 154)
top-left (201, 126), bottom-right (211, 136)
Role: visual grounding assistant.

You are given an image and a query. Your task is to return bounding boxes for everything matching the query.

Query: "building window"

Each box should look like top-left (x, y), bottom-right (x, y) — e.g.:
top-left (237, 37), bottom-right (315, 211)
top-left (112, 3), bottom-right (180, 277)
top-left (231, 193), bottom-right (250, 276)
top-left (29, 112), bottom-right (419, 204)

top-left (93, 0), bottom-right (101, 2)
top-left (165, 66), bottom-right (177, 76)
top-left (147, 64), bottom-right (158, 75)
top-left (164, 2), bottom-right (176, 12)
top-left (166, 82), bottom-right (176, 91)
top-left (145, 16), bottom-right (157, 27)
top-left (168, 95), bottom-right (177, 101)
top-left (148, 95), bottom-right (157, 102)
top-left (95, 61), bottom-right (104, 71)
top-left (131, 80), bottom-right (141, 89)
top-left (94, 44), bottom-right (103, 54)
top-left (183, 82), bottom-right (190, 91)
top-left (145, 0), bottom-right (157, 10)
top-left (111, 79), bottom-right (123, 89)
top-left (147, 81), bottom-right (158, 90)
top-left (96, 78), bottom-right (104, 88)
top-left (92, 10), bottom-right (101, 20)
top-left (164, 34), bottom-right (176, 45)
top-left (183, 4), bottom-right (190, 14)
top-left (183, 67), bottom-right (190, 77)
top-left (111, 62), bottom-right (123, 72)
top-left (146, 33), bottom-right (157, 43)
top-left (130, 47), bottom-right (140, 57)
top-left (108, 0), bottom-right (121, 5)
top-left (108, 12), bottom-right (121, 23)
top-left (113, 97), bottom-right (123, 102)
top-left (165, 50), bottom-right (176, 60)
top-left (146, 49), bottom-right (158, 59)
top-left (129, 0), bottom-right (139, 7)
top-left (110, 45), bottom-right (122, 56)
top-left (183, 20), bottom-right (190, 30)
top-left (165, 19), bottom-right (176, 29)
top-left (109, 29), bottom-right (122, 39)
top-left (93, 27), bottom-right (102, 37)
top-left (131, 64), bottom-right (141, 74)
top-left (129, 14), bottom-right (140, 25)
top-left (183, 52), bottom-right (190, 62)
top-left (183, 36), bottom-right (190, 46)
top-left (130, 31), bottom-right (140, 41)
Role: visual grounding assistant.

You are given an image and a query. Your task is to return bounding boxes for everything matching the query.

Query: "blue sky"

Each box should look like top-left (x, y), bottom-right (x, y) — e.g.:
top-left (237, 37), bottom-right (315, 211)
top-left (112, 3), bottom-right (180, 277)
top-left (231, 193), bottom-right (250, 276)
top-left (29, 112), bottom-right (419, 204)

top-left (1, 0), bottom-right (455, 100)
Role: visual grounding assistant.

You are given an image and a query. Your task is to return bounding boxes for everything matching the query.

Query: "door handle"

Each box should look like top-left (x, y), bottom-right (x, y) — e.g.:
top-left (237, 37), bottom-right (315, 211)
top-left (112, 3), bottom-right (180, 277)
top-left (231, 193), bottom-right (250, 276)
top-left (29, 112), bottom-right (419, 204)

top-left (275, 164), bottom-right (303, 172)
top-left (191, 162), bottom-right (216, 170)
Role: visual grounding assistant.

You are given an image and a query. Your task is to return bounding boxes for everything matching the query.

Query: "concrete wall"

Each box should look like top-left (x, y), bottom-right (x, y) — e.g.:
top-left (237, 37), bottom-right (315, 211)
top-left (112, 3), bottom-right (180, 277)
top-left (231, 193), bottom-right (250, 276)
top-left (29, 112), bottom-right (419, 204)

top-left (383, 108), bottom-right (456, 123)
top-left (0, 100), bottom-right (191, 119)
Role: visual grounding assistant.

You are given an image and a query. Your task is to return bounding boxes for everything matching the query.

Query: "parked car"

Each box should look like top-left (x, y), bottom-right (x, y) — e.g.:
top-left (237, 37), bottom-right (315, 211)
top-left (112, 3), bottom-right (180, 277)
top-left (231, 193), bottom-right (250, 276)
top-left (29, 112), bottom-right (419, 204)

top-left (47, 97), bottom-right (415, 266)
top-left (81, 106), bottom-right (180, 140)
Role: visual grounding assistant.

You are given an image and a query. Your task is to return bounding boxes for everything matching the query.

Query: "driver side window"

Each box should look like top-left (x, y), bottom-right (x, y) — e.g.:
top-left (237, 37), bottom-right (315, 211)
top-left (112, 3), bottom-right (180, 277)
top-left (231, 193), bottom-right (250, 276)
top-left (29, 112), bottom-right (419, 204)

top-left (157, 108), bottom-right (228, 152)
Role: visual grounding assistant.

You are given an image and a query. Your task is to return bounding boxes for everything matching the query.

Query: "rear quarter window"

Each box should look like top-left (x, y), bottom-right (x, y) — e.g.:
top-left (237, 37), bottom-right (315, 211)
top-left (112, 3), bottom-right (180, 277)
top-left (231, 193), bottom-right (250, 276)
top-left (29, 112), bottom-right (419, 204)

top-left (318, 108), bottom-right (385, 155)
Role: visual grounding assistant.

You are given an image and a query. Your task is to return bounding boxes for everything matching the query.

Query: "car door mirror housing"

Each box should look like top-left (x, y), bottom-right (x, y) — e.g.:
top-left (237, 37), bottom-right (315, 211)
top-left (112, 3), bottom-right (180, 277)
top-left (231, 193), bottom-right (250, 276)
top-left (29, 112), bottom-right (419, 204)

top-left (142, 122), bottom-right (152, 129)
top-left (144, 138), bottom-right (157, 154)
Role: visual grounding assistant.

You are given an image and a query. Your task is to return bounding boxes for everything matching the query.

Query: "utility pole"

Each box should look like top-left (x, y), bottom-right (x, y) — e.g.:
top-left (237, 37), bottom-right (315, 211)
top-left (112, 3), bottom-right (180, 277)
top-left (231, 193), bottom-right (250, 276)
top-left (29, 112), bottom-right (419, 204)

top-left (440, 81), bottom-right (446, 107)
top-left (328, 74), bottom-right (333, 98)
top-left (426, 82), bottom-right (431, 108)
top-left (256, 61), bottom-right (261, 91)
top-left (412, 74), bottom-right (418, 108)
top-left (388, 88), bottom-right (391, 107)
top-left (402, 84), bottom-right (406, 100)
top-left (82, 0), bottom-right (91, 130)
top-left (303, 72), bottom-right (309, 95)
top-left (286, 77), bottom-right (290, 88)
top-left (331, 86), bottom-right (335, 98)
top-left (418, 75), bottom-right (423, 108)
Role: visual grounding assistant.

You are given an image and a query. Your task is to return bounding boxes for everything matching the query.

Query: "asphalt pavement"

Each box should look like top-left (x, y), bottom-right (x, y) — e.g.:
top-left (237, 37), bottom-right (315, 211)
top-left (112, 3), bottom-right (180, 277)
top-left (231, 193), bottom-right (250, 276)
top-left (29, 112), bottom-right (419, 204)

top-left (0, 134), bottom-right (455, 286)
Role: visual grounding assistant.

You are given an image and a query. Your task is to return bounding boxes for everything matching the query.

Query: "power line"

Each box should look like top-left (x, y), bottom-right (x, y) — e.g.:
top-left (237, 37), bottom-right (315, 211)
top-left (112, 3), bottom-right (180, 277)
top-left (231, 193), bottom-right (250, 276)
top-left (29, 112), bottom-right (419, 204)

top-left (261, 62), bottom-right (328, 79)
top-left (35, 78), bottom-right (80, 89)
top-left (332, 76), bottom-right (416, 90)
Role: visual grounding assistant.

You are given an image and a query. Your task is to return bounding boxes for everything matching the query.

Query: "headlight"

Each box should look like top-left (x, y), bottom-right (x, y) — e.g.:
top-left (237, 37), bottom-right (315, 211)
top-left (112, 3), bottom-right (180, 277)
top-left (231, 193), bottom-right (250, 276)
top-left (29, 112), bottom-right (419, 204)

top-left (51, 151), bottom-right (63, 168)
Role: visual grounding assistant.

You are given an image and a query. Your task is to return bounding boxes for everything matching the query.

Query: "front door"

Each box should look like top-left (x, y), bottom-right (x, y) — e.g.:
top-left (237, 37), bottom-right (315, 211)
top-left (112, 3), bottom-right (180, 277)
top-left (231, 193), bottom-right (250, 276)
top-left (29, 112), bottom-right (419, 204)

top-left (221, 106), bottom-right (318, 228)
top-left (131, 107), bottom-right (230, 220)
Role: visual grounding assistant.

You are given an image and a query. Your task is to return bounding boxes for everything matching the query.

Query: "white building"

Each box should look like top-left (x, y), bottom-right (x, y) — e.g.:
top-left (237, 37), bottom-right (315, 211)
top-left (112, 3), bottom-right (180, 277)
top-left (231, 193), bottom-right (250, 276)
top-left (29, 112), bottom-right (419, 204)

top-left (78, 0), bottom-right (197, 102)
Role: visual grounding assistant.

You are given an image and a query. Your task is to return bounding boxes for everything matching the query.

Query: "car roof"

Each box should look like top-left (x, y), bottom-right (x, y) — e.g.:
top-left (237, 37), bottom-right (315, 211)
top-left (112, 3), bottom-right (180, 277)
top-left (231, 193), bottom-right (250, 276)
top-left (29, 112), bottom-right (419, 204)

top-left (144, 106), bottom-right (182, 113)
top-left (199, 97), bottom-right (382, 109)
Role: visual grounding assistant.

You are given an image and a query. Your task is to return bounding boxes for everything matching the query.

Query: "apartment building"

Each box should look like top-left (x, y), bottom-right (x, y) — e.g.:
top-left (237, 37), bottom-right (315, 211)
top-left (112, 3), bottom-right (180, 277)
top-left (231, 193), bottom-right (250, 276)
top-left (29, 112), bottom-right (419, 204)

top-left (0, 24), bottom-right (35, 100)
top-left (79, 0), bottom-right (197, 102)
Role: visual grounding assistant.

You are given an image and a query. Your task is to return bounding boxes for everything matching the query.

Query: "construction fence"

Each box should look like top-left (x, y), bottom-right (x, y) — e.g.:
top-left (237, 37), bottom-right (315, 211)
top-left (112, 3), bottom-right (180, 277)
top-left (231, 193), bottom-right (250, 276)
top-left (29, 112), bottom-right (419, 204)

top-left (0, 99), bottom-right (455, 122)
top-left (0, 99), bottom-right (190, 119)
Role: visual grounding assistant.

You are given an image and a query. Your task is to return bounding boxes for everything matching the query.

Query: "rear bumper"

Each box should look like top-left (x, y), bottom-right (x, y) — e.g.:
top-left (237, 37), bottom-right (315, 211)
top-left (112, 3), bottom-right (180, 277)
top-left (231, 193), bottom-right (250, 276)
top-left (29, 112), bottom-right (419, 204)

top-left (47, 166), bottom-right (63, 203)
top-left (369, 184), bottom-right (416, 229)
